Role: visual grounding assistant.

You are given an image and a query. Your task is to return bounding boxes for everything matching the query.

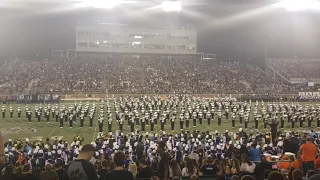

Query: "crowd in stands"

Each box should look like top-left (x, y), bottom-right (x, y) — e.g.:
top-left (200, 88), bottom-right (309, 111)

top-left (266, 59), bottom-right (320, 79)
top-left (0, 55), bottom-right (289, 94)
top-left (1, 128), bottom-right (320, 180)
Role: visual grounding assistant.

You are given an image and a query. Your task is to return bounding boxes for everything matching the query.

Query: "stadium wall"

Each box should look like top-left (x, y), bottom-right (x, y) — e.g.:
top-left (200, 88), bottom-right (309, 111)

top-left (76, 24), bottom-right (197, 55)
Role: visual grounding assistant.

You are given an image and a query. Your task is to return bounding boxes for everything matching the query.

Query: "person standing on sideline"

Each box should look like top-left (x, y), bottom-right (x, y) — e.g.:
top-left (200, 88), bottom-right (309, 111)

top-left (63, 144), bottom-right (98, 180)
top-left (299, 137), bottom-right (318, 176)
top-left (105, 151), bottom-right (135, 180)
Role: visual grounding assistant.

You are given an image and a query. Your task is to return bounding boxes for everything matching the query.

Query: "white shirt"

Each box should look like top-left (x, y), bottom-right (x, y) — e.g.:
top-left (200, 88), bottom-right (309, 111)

top-left (240, 162), bottom-right (256, 173)
top-left (181, 167), bottom-right (197, 177)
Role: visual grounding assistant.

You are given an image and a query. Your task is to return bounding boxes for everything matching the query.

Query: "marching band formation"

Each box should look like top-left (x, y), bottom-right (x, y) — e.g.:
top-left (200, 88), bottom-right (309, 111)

top-left (2, 95), bottom-right (320, 134)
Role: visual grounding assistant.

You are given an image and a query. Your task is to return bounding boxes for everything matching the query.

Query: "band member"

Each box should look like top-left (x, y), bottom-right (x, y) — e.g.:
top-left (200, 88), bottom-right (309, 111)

top-left (141, 117), bottom-right (145, 132)
top-left (119, 119), bottom-right (124, 132)
top-left (185, 113), bottom-right (190, 128)
top-left (231, 112), bottom-right (236, 128)
top-left (150, 118), bottom-right (154, 133)
top-left (244, 114), bottom-right (249, 129)
top-left (9, 106), bottom-right (13, 119)
top-left (218, 112), bottom-right (222, 126)
top-left (207, 111), bottom-right (211, 126)
top-left (27, 111), bottom-right (32, 123)
top-left (98, 116), bottom-right (104, 133)
top-left (46, 111), bottom-right (50, 123)
top-left (299, 115), bottom-right (304, 128)
top-left (198, 112), bottom-right (203, 125)
top-left (2, 105), bottom-right (6, 118)
top-left (280, 114), bottom-right (285, 129)
top-left (192, 111), bottom-right (197, 127)
top-left (179, 113), bottom-right (184, 130)
top-left (317, 115), bottom-right (320, 128)
top-left (17, 106), bottom-right (21, 119)
top-left (64, 110), bottom-right (68, 122)
top-left (254, 115), bottom-right (259, 129)
top-left (108, 118), bottom-right (112, 132)
top-left (130, 118), bottom-right (135, 133)
top-left (55, 110), bottom-right (59, 122)
top-left (171, 116), bottom-right (175, 131)
top-left (37, 111), bottom-right (41, 123)
top-left (160, 116), bottom-right (165, 131)
top-left (80, 113), bottom-right (84, 128)
top-left (59, 112), bottom-right (64, 128)
top-left (308, 114), bottom-right (313, 128)
top-left (51, 107), bottom-right (55, 118)
top-left (69, 114), bottom-right (73, 128)
top-left (263, 116), bottom-right (267, 129)
top-left (291, 116), bottom-right (296, 128)
top-left (239, 111), bottom-right (244, 124)
top-left (89, 111), bottom-right (94, 128)
top-left (225, 107), bottom-right (229, 119)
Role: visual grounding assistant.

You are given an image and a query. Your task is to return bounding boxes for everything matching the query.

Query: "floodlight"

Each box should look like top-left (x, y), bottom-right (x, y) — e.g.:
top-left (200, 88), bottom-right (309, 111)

top-left (275, 0), bottom-right (320, 11)
top-left (161, 1), bottom-right (182, 12)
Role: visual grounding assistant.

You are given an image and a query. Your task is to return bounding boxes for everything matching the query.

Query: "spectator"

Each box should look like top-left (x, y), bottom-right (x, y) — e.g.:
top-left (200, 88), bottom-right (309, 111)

top-left (249, 144), bottom-right (261, 162)
top-left (292, 169), bottom-right (303, 180)
top-left (182, 159), bottom-right (197, 177)
top-left (219, 159), bottom-right (231, 175)
top-left (279, 155), bottom-right (290, 172)
top-left (314, 154), bottom-right (320, 169)
top-left (63, 144), bottom-right (98, 180)
top-left (97, 160), bottom-right (108, 180)
top-left (240, 156), bottom-right (256, 174)
top-left (53, 163), bottom-right (63, 180)
top-left (268, 172), bottom-right (284, 180)
top-left (200, 157), bottom-right (218, 176)
top-left (231, 175), bottom-right (240, 180)
top-left (169, 159), bottom-right (181, 178)
top-left (17, 164), bottom-right (38, 180)
top-left (0, 164), bottom-right (16, 180)
top-left (105, 151), bottom-right (134, 180)
top-left (231, 159), bottom-right (241, 175)
top-left (254, 155), bottom-right (272, 180)
top-left (241, 175), bottom-right (256, 180)
top-left (150, 176), bottom-right (160, 180)
top-left (128, 162), bottom-right (138, 179)
top-left (190, 175), bottom-right (199, 180)
top-left (291, 156), bottom-right (302, 170)
top-left (138, 159), bottom-right (153, 179)
top-left (39, 164), bottom-right (58, 180)
top-left (217, 175), bottom-right (226, 180)
top-left (306, 170), bottom-right (317, 178)
top-left (299, 137), bottom-right (318, 176)
top-left (157, 141), bottom-right (169, 180)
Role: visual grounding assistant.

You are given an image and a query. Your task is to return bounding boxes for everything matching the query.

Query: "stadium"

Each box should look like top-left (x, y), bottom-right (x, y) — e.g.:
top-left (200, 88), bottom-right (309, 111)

top-left (1, 0), bottom-right (320, 180)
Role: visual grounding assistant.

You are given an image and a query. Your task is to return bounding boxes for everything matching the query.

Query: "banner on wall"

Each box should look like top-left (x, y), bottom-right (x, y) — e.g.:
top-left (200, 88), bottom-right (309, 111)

top-left (313, 92), bottom-right (320, 97)
top-left (306, 92), bottom-right (313, 97)
top-left (299, 92), bottom-right (306, 97)
top-left (308, 82), bottom-right (315, 87)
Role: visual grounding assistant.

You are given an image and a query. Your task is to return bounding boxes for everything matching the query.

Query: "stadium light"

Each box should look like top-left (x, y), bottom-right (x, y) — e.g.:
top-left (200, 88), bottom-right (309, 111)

top-left (161, 1), bottom-right (182, 12)
top-left (275, 0), bottom-right (320, 11)
top-left (75, 0), bottom-right (136, 9)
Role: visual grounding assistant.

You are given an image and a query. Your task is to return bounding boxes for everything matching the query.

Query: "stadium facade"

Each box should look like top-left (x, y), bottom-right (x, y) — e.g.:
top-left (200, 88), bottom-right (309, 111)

top-left (75, 24), bottom-right (197, 55)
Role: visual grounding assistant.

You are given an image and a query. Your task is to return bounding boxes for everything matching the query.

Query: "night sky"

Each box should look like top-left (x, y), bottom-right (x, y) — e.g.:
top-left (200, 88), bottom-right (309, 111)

top-left (0, 0), bottom-right (320, 63)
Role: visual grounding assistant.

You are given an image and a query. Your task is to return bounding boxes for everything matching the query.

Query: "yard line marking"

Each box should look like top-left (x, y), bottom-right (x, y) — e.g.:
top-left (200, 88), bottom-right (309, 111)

top-left (47, 127), bottom-right (58, 138)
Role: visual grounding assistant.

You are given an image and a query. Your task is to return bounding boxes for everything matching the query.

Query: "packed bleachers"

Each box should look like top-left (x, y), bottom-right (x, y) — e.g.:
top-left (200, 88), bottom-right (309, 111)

top-left (266, 59), bottom-right (320, 79)
top-left (0, 56), bottom-right (289, 94)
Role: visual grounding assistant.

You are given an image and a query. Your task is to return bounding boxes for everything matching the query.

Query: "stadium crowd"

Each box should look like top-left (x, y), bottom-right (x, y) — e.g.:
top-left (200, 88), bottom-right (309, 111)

top-left (1, 96), bottom-right (320, 180)
top-left (1, 128), bottom-right (320, 180)
top-left (0, 55), bottom-right (289, 94)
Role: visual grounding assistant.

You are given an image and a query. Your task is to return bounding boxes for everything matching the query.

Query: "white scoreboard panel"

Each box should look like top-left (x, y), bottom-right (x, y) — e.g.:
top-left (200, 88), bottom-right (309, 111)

top-left (76, 25), bottom-right (197, 55)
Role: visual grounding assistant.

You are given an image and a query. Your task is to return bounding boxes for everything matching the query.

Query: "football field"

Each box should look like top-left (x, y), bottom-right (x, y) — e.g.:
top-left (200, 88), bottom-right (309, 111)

top-left (0, 101), bottom-right (316, 144)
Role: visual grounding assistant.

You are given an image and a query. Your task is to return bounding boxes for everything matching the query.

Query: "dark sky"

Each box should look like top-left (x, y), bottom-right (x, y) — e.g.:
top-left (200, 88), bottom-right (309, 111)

top-left (0, 0), bottom-right (320, 63)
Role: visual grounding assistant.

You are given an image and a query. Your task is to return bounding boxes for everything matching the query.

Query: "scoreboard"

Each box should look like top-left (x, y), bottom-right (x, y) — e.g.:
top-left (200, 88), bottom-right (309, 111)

top-left (76, 24), bottom-right (197, 55)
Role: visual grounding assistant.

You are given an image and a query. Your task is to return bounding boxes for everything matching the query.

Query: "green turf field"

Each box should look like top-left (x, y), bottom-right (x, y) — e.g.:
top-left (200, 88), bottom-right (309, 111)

top-left (0, 102), bottom-right (316, 144)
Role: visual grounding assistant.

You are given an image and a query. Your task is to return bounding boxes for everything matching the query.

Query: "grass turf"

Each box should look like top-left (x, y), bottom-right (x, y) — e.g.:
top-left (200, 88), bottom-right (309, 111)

top-left (0, 102), bottom-right (316, 144)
